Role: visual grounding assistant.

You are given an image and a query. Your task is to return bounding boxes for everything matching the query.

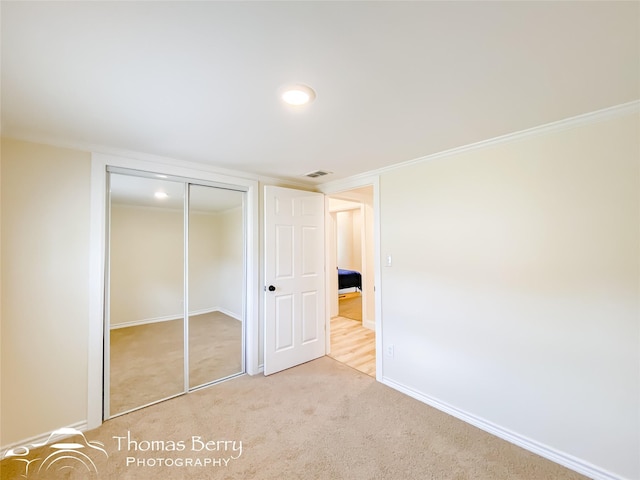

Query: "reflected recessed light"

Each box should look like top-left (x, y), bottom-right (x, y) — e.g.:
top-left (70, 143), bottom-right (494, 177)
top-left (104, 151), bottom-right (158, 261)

top-left (154, 192), bottom-right (169, 199)
top-left (281, 84), bottom-right (316, 106)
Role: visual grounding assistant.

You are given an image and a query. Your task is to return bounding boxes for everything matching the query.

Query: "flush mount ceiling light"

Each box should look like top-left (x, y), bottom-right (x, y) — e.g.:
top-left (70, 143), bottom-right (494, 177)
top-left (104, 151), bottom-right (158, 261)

top-left (154, 191), bottom-right (169, 199)
top-left (280, 84), bottom-right (316, 106)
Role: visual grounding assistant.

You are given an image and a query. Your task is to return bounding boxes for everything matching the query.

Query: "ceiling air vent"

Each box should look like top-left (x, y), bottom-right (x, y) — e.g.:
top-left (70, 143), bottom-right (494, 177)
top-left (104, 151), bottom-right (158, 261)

top-left (304, 170), bottom-right (332, 178)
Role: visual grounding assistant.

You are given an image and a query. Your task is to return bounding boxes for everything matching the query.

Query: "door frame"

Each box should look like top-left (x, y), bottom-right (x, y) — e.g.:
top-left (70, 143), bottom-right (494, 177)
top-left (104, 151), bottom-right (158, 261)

top-left (319, 175), bottom-right (382, 382)
top-left (88, 153), bottom-right (260, 429)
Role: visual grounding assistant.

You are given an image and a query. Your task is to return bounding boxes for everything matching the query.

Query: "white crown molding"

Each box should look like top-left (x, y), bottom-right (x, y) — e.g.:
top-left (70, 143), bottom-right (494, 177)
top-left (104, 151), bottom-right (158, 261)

top-left (4, 101), bottom-right (637, 192)
top-left (0, 131), bottom-right (311, 189)
top-left (320, 100), bottom-right (640, 190)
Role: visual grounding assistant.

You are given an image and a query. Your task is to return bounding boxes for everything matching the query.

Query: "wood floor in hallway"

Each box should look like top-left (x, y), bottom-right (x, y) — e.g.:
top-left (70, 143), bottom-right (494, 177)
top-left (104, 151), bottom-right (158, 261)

top-left (328, 315), bottom-right (376, 377)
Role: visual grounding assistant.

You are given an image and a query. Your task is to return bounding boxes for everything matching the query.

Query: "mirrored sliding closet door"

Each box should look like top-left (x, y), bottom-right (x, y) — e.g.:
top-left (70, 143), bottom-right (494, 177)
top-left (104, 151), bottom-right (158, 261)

top-left (106, 170), bottom-right (246, 418)
top-left (188, 184), bottom-right (245, 388)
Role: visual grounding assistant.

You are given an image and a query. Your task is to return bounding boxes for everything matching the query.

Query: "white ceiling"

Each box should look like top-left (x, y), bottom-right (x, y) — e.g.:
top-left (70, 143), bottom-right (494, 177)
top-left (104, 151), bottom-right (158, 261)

top-left (2, 1), bottom-right (638, 185)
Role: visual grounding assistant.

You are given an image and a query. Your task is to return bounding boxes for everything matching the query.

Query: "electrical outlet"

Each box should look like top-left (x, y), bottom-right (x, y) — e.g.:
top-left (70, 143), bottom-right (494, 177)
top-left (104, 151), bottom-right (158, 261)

top-left (386, 344), bottom-right (394, 358)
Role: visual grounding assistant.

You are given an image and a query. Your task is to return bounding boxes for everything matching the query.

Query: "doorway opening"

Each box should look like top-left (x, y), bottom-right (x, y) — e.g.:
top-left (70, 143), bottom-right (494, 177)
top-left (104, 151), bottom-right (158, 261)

top-left (326, 186), bottom-right (375, 377)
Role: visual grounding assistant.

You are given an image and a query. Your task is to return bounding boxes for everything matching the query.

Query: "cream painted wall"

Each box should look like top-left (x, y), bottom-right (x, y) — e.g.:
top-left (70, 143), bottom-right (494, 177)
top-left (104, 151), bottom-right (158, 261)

top-left (215, 207), bottom-right (244, 318)
top-left (189, 211), bottom-right (222, 314)
top-left (110, 205), bottom-right (184, 324)
top-left (336, 209), bottom-right (362, 272)
top-left (380, 112), bottom-right (639, 479)
top-left (110, 205), bottom-right (243, 326)
top-left (1, 139), bottom-right (91, 446)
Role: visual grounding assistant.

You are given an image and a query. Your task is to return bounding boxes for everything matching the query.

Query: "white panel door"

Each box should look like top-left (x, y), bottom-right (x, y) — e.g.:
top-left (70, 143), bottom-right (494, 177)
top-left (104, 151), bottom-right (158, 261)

top-left (264, 186), bottom-right (325, 375)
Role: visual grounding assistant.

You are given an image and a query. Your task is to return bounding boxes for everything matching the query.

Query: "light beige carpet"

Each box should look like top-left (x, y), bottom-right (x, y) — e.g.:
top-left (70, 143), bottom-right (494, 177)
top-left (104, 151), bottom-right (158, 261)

top-left (188, 311), bottom-right (243, 388)
top-left (110, 312), bottom-right (242, 415)
top-left (2, 357), bottom-right (588, 480)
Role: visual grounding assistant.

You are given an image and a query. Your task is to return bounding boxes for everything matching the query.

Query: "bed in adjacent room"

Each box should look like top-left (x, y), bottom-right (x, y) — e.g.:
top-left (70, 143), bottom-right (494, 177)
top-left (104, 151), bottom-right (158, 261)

top-left (338, 268), bottom-right (361, 291)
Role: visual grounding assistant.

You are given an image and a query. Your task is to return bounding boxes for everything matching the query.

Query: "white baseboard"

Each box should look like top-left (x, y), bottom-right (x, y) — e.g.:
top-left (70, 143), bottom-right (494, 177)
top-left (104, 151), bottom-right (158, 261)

top-left (215, 307), bottom-right (242, 321)
top-left (110, 307), bottom-right (241, 329)
top-left (110, 312), bottom-right (183, 329)
top-left (363, 319), bottom-right (375, 331)
top-left (1, 420), bottom-right (88, 456)
top-left (189, 307), bottom-right (219, 317)
top-left (381, 377), bottom-right (626, 480)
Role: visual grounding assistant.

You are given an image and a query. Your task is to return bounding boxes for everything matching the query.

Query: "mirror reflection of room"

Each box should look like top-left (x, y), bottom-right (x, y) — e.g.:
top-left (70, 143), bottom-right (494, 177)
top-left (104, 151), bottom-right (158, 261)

top-left (188, 185), bottom-right (244, 389)
top-left (109, 174), bottom-right (186, 416)
top-left (107, 173), bottom-right (245, 417)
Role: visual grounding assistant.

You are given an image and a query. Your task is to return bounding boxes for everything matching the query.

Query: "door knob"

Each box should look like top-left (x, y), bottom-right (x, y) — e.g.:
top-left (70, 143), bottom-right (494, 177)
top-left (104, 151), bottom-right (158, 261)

top-left (268, 285), bottom-right (276, 292)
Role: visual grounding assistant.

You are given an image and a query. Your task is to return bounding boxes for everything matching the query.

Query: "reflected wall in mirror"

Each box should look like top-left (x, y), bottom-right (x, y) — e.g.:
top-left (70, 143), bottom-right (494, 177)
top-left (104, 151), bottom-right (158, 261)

top-left (108, 173), bottom-right (185, 416)
top-left (188, 185), bottom-right (244, 388)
